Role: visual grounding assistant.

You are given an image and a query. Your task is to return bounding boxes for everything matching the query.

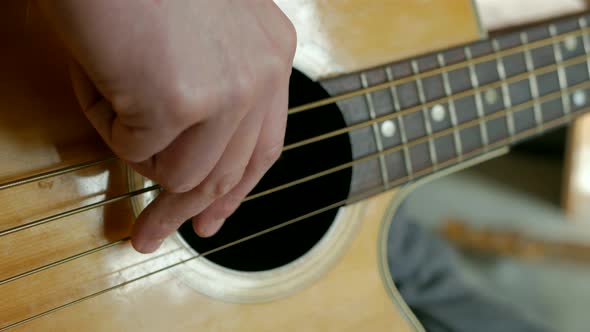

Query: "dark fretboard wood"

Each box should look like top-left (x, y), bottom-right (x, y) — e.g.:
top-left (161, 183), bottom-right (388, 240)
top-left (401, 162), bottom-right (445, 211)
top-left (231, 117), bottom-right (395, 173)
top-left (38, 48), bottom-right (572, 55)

top-left (319, 12), bottom-right (590, 200)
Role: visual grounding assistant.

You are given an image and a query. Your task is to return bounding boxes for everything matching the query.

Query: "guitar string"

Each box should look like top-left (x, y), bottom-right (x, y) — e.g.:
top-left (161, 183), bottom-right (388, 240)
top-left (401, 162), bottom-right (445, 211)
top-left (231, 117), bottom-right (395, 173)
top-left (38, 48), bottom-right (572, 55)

top-left (0, 238), bottom-right (128, 287)
top-left (0, 19), bottom-right (587, 331)
top-left (247, 79), bottom-right (590, 201)
top-left (0, 24), bottom-right (584, 193)
top-left (0, 157), bottom-right (117, 191)
top-left (1, 105), bottom-right (584, 332)
top-left (0, 47), bottom-right (581, 207)
top-left (287, 25), bottom-right (590, 115)
top-left (0, 185), bottom-right (159, 237)
top-left (283, 53), bottom-right (589, 152)
top-left (2, 77), bottom-right (589, 238)
top-left (0, 78), bottom-right (590, 286)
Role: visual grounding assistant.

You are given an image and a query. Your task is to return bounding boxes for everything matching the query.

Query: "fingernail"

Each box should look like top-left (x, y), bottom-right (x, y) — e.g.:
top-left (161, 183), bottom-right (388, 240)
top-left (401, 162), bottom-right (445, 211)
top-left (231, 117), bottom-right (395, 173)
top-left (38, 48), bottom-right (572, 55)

top-left (137, 238), bottom-right (164, 254)
top-left (198, 219), bottom-right (225, 238)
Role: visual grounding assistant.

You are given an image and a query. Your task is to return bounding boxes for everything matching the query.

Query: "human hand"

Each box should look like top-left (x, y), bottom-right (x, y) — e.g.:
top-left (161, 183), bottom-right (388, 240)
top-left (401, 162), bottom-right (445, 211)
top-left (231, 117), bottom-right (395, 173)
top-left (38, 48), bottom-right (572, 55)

top-left (37, 0), bottom-right (296, 253)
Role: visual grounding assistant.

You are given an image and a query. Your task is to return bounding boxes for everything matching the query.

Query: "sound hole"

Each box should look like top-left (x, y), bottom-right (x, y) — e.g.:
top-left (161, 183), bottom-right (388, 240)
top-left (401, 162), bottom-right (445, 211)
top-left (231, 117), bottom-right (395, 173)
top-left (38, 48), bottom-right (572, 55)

top-left (177, 69), bottom-right (353, 272)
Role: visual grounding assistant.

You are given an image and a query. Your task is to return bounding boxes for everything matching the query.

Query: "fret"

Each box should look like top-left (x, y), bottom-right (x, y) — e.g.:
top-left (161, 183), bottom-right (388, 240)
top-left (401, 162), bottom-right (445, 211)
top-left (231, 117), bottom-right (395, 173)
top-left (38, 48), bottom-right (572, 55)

top-left (408, 142), bottom-right (432, 173)
top-left (362, 68), bottom-right (397, 117)
top-left (416, 55), bottom-right (439, 72)
top-left (392, 62), bottom-right (421, 110)
top-left (464, 46), bottom-right (490, 150)
top-left (471, 42), bottom-right (500, 86)
top-left (318, 74), bottom-right (383, 196)
top-left (390, 62), bottom-right (432, 173)
top-left (536, 69), bottom-right (564, 122)
top-left (548, 24), bottom-right (572, 121)
top-left (580, 18), bottom-right (590, 81)
top-left (469, 41), bottom-right (493, 57)
top-left (536, 71), bottom-right (560, 95)
top-left (411, 60), bottom-right (439, 169)
top-left (459, 126), bottom-right (484, 154)
top-left (454, 95), bottom-right (479, 123)
top-left (385, 67), bottom-right (414, 180)
top-left (527, 26), bottom-right (556, 68)
top-left (419, 55), bottom-right (446, 102)
top-left (475, 43), bottom-right (509, 144)
top-left (564, 61), bottom-right (590, 87)
top-left (360, 73), bottom-right (390, 190)
top-left (363, 68), bottom-right (407, 151)
top-left (437, 54), bottom-right (464, 160)
top-left (558, 18), bottom-right (585, 61)
top-left (513, 106), bottom-right (537, 133)
top-left (520, 32), bottom-right (544, 132)
top-left (555, 16), bottom-right (582, 33)
top-left (433, 133), bottom-right (458, 165)
top-left (363, 66), bottom-right (410, 184)
top-left (496, 32), bottom-right (528, 77)
top-left (578, 17), bottom-right (590, 114)
top-left (492, 39), bottom-right (516, 141)
top-left (486, 117), bottom-right (509, 144)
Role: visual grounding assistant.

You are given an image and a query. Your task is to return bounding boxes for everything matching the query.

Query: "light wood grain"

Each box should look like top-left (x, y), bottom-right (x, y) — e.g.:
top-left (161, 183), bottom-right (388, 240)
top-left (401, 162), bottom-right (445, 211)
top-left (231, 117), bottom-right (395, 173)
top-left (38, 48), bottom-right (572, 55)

top-left (276, 0), bottom-right (482, 80)
top-left (13, 192), bottom-right (419, 332)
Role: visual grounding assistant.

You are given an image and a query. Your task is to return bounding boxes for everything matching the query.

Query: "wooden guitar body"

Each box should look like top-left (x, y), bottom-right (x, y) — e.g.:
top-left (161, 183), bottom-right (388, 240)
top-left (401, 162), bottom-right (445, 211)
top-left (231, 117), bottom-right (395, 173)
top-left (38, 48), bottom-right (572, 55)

top-left (4, 0), bottom-right (571, 330)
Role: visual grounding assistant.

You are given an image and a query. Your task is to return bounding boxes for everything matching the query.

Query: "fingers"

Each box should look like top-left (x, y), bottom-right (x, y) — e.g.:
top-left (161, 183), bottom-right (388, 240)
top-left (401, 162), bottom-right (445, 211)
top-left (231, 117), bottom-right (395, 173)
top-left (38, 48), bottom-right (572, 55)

top-left (131, 106), bottom-right (266, 253)
top-left (191, 79), bottom-right (289, 237)
top-left (130, 113), bottom-right (241, 194)
top-left (69, 61), bottom-right (116, 143)
top-left (69, 61), bottom-right (192, 165)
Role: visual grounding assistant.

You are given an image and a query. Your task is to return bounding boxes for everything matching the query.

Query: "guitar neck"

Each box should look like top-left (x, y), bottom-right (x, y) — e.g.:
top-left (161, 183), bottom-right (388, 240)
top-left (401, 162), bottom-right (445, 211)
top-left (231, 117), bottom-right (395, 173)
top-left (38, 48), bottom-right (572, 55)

top-left (321, 12), bottom-right (590, 199)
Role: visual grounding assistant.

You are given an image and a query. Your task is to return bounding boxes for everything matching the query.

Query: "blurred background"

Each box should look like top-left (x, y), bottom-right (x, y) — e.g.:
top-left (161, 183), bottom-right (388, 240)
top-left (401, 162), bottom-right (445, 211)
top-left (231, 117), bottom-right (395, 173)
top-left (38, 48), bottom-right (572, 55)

top-left (403, 1), bottom-right (590, 331)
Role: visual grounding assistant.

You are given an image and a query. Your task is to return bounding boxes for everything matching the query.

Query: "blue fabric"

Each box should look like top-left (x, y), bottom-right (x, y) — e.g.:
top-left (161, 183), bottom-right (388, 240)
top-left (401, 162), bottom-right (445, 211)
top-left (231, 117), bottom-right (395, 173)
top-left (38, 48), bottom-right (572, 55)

top-left (386, 204), bottom-right (553, 332)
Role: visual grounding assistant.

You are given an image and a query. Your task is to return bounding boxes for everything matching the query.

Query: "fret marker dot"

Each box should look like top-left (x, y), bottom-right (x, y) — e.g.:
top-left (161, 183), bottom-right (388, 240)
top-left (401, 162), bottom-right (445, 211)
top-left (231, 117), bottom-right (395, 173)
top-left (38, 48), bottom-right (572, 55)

top-left (431, 104), bottom-right (446, 122)
top-left (484, 89), bottom-right (498, 105)
top-left (564, 36), bottom-right (578, 52)
top-left (381, 120), bottom-right (396, 138)
top-left (573, 90), bottom-right (586, 107)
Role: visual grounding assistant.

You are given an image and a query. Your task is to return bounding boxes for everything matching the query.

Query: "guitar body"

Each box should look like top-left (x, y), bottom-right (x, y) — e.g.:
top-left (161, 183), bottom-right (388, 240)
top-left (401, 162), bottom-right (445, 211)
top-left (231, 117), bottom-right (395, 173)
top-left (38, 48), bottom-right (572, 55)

top-left (0, 1), bottom-right (486, 330)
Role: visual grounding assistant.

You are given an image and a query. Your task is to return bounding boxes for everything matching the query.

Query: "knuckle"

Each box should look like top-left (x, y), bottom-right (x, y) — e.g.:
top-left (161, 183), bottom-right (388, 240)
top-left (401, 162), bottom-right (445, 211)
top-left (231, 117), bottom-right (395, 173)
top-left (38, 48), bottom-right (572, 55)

top-left (228, 71), bottom-right (257, 109)
top-left (162, 81), bottom-right (208, 125)
top-left (218, 194), bottom-right (242, 218)
top-left (154, 160), bottom-right (201, 194)
top-left (162, 179), bottom-right (194, 194)
top-left (110, 93), bottom-right (136, 113)
top-left (258, 143), bottom-right (283, 171)
top-left (154, 215), bottom-right (183, 234)
top-left (158, 171), bottom-right (200, 193)
top-left (110, 128), bottom-right (151, 163)
top-left (206, 170), bottom-right (243, 199)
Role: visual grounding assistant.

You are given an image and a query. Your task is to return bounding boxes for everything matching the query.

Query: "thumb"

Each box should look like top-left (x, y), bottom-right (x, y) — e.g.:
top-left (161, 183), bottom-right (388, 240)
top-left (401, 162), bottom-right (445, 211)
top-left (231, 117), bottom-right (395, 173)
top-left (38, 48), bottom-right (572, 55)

top-left (69, 60), bottom-right (115, 148)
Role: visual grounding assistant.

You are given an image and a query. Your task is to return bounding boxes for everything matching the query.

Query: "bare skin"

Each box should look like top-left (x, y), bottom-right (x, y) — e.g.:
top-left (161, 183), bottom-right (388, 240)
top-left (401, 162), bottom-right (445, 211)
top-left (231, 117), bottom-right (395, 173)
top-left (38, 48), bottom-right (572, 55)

top-left (37, 0), bottom-right (297, 253)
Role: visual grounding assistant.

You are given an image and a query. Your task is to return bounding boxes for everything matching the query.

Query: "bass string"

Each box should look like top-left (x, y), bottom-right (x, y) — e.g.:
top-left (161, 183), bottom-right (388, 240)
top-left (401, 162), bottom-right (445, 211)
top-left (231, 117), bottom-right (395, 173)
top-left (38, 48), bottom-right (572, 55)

top-left (287, 25), bottom-right (590, 115)
top-left (1, 106), bottom-right (582, 332)
top-left (283, 53), bottom-right (589, 151)
top-left (0, 185), bottom-right (160, 237)
top-left (247, 78), bottom-right (590, 201)
top-left (1, 19), bottom-right (587, 332)
top-left (0, 157), bottom-right (117, 191)
top-left (1, 45), bottom-right (587, 200)
top-left (0, 27), bottom-right (585, 195)
top-left (2, 76), bottom-right (588, 239)
top-left (0, 238), bottom-right (128, 287)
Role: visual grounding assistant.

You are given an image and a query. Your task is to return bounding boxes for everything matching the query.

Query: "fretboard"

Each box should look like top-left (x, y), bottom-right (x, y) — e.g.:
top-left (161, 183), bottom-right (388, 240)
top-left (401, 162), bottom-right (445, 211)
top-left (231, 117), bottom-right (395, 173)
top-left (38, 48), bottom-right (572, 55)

top-left (320, 13), bottom-right (590, 198)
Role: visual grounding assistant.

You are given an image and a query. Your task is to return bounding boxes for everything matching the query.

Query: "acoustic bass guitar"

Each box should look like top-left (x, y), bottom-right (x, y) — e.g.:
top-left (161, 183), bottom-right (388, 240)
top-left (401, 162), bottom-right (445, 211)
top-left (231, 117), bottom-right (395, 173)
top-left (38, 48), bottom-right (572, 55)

top-left (1, 1), bottom-right (589, 331)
